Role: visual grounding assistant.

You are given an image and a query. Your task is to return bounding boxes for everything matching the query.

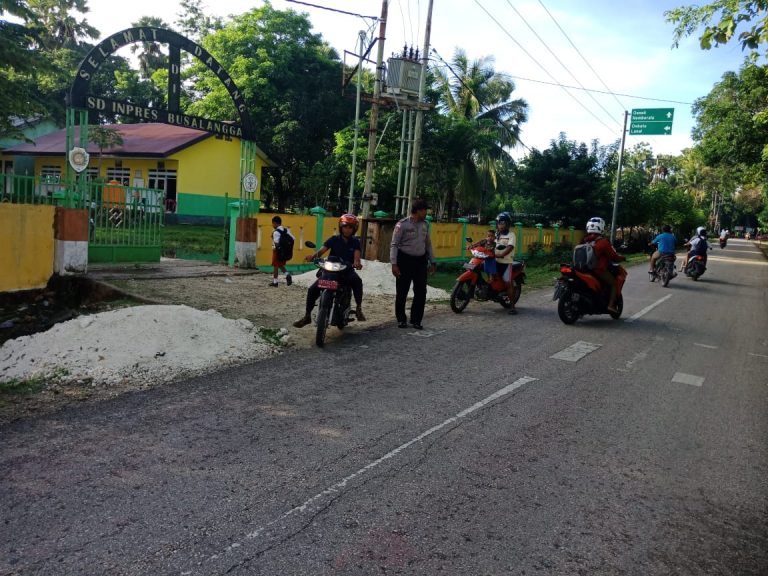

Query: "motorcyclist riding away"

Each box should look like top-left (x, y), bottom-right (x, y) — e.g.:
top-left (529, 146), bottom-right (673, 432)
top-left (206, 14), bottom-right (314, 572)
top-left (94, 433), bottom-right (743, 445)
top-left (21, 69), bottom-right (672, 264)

top-left (293, 214), bottom-right (364, 328)
top-left (583, 217), bottom-right (626, 314)
top-left (680, 226), bottom-right (709, 271)
top-left (649, 224), bottom-right (676, 274)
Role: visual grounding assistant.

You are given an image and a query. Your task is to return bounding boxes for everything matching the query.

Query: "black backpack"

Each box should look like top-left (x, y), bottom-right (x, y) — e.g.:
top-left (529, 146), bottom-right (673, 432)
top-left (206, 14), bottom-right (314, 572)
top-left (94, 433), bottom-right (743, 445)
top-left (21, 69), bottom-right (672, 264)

top-left (276, 227), bottom-right (294, 262)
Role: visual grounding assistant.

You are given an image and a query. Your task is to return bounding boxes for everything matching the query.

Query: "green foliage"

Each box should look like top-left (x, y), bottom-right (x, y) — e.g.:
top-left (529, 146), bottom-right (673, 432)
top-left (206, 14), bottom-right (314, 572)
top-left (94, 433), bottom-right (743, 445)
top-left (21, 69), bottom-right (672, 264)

top-left (513, 135), bottom-right (611, 227)
top-left (666, 1), bottom-right (768, 61)
top-left (162, 224), bottom-right (225, 255)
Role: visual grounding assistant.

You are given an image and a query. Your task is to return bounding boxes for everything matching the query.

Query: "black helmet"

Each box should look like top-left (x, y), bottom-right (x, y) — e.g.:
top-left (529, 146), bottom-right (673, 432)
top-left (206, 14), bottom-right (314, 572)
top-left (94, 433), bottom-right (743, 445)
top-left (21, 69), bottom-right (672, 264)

top-left (496, 212), bottom-right (512, 226)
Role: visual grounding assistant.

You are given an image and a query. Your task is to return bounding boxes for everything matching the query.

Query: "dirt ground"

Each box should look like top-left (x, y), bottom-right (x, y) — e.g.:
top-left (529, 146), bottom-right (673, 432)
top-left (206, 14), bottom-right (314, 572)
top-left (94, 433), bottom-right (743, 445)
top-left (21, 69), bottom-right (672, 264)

top-left (108, 270), bottom-right (446, 349)
top-left (0, 267), bottom-right (447, 424)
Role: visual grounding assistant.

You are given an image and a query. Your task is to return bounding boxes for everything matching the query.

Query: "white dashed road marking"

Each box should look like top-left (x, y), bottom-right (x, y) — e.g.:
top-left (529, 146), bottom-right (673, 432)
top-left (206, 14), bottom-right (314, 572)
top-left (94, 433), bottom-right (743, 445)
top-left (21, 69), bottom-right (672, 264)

top-left (694, 343), bottom-right (718, 349)
top-left (624, 294), bottom-right (673, 323)
top-left (203, 376), bottom-right (538, 567)
top-left (672, 372), bottom-right (705, 387)
top-left (550, 341), bottom-right (602, 362)
top-left (748, 352), bottom-right (768, 359)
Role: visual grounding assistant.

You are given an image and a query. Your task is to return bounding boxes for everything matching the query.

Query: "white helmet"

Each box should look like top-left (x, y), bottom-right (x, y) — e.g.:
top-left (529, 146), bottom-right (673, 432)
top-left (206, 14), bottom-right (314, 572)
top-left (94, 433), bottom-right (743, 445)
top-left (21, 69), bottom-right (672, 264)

top-left (696, 226), bottom-right (706, 237)
top-left (586, 217), bottom-right (605, 234)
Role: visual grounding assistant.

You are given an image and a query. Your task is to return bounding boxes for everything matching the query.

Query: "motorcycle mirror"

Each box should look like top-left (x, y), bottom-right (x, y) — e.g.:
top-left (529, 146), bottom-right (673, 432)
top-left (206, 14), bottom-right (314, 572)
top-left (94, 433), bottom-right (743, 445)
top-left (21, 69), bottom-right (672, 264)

top-left (305, 241), bottom-right (316, 249)
top-left (465, 237), bottom-right (473, 243)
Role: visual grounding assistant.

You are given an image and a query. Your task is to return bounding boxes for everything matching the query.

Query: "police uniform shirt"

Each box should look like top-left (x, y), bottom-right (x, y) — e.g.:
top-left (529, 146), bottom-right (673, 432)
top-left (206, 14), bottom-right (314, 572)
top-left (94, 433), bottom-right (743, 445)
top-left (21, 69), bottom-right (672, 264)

top-left (390, 217), bottom-right (435, 264)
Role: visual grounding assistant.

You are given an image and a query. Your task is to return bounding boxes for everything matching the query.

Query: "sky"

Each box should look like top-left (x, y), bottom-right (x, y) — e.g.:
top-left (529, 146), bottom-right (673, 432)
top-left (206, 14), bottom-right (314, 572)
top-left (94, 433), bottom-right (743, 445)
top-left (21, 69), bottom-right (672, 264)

top-left (77, 0), bottom-right (750, 158)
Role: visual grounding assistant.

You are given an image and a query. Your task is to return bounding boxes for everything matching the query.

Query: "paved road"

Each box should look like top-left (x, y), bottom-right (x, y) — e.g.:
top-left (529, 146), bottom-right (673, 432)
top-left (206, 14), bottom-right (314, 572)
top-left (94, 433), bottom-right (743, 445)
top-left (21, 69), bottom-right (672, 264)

top-left (2, 239), bottom-right (766, 575)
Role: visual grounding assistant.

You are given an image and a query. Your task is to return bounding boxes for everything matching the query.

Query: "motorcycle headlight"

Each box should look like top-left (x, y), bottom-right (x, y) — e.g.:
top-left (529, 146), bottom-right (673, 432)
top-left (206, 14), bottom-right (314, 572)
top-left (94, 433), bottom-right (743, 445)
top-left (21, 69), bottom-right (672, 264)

top-left (321, 261), bottom-right (347, 272)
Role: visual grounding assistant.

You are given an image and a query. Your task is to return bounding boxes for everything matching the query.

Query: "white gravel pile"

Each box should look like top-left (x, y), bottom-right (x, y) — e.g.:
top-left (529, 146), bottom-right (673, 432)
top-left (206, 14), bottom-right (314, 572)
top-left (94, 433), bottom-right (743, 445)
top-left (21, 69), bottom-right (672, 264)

top-left (291, 259), bottom-right (450, 300)
top-left (0, 305), bottom-right (276, 386)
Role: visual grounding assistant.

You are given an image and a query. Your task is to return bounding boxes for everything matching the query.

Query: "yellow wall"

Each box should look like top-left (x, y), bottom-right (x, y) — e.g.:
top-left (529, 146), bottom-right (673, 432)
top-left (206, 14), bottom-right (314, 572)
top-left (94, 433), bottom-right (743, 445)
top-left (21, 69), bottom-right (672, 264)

top-left (0, 204), bottom-right (55, 292)
top-left (171, 137), bottom-right (268, 199)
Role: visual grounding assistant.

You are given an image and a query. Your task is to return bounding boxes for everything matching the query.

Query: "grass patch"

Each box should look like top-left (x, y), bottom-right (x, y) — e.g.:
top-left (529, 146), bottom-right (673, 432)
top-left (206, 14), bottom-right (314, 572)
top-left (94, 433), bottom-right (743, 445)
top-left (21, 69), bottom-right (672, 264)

top-left (0, 368), bottom-right (70, 397)
top-left (163, 224), bottom-right (226, 256)
top-left (257, 327), bottom-right (285, 346)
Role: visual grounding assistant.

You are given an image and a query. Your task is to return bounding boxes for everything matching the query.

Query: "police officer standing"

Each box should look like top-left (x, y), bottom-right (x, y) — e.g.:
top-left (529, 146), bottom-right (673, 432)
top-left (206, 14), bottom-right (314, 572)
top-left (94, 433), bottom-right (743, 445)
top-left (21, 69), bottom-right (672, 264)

top-left (390, 199), bottom-right (436, 329)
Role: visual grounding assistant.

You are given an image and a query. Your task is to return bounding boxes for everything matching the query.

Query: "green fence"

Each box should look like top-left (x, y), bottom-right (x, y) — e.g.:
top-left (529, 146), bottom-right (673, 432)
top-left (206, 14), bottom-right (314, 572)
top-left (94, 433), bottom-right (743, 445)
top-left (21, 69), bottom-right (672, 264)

top-left (0, 174), bottom-right (165, 263)
top-left (87, 181), bottom-right (164, 263)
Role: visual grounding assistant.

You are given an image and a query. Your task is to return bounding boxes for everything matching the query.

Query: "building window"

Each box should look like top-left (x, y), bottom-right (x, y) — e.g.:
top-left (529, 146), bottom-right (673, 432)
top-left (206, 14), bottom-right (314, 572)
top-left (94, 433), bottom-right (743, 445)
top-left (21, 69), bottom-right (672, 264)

top-left (106, 168), bottom-right (130, 185)
top-left (40, 165), bottom-right (61, 182)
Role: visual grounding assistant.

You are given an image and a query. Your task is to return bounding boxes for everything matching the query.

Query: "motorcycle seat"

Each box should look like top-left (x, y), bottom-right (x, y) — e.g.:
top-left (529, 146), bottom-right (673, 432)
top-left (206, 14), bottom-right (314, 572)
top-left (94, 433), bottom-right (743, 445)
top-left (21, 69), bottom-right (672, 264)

top-left (511, 261), bottom-right (524, 271)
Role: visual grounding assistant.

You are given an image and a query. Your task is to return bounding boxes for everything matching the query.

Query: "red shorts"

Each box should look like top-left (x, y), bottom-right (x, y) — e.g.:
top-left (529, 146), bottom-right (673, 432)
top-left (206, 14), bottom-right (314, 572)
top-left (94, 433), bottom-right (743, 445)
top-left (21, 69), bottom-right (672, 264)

top-left (272, 251), bottom-right (286, 267)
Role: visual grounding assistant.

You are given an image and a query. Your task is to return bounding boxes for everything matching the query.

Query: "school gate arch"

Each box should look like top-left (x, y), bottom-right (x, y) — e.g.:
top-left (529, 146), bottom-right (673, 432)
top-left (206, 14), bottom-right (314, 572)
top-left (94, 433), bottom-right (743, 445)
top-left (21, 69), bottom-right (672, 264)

top-left (67, 27), bottom-right (260, 262)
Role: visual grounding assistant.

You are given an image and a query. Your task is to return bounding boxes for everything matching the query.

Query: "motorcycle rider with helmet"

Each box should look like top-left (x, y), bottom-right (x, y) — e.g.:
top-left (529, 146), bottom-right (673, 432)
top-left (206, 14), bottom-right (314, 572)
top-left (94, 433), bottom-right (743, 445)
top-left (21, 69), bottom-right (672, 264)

top-left (494, 212), bottom-right (519, 314)
top-left (582, 216), bottom-right (626, 314)
top-left (293, 214), bottom-right (364, 328)
top-left (680, 226), bottom-right (709, 271)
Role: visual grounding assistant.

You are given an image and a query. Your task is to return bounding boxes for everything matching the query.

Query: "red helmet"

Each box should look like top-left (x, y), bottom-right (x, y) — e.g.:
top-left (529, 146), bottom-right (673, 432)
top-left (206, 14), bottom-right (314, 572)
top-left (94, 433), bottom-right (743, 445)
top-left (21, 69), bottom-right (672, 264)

top-left (339, 213), bottom-right (359, 233)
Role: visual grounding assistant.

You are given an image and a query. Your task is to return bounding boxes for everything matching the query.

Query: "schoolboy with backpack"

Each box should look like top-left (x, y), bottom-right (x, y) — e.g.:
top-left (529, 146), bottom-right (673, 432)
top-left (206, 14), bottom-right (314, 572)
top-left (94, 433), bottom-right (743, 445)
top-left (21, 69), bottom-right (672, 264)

top-left (270, 216), bottom-right (294, 287)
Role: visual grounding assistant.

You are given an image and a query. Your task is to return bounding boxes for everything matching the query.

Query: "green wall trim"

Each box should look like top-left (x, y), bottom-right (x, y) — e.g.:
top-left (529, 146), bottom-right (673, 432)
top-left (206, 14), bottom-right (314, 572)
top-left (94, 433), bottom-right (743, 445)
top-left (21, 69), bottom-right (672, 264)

top-left (178, 193), bottom-right (259, 218)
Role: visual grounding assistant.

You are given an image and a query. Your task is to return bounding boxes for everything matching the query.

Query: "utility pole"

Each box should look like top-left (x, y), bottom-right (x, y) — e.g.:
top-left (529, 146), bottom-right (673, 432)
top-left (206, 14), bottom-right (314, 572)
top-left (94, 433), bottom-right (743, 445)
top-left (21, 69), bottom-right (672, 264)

top-left (405, 0), bottom-right (434, 215)
top-left (360, 0), bottom-right (388, 219)
top-left (610, 110), bottom-right (628, 245)
top-left (348, 30), bottom-right (367, 214)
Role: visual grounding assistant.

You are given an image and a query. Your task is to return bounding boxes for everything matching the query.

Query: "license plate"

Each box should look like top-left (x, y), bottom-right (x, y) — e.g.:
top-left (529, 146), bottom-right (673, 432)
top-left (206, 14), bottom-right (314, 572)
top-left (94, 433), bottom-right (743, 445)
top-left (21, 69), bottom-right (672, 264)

top-left (553, 284), bottom-right (563, 301)
top-left (318, 279), bottom-right (338, 290)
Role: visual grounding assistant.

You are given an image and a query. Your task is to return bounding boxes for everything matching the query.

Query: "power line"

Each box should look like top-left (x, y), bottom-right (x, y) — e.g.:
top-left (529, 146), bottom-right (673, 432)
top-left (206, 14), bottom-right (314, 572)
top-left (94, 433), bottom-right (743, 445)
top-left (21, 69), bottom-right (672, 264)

top-left (537, 0), bottom-right (626, 111)
top-left (473, 0), bottom-right (618, 136)
top-left (503, 0), bottom-right (621, 130)
top-left (495, 73), bottom-right (694, 105)
top-left (285, 0), bottom-right (378, 21)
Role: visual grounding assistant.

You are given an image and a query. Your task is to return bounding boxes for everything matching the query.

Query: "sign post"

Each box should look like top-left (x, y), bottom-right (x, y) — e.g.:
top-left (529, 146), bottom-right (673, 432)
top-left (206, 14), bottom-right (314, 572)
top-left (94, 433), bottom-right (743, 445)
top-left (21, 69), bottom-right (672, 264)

top-left (629, 108), bottom-right (674, 135)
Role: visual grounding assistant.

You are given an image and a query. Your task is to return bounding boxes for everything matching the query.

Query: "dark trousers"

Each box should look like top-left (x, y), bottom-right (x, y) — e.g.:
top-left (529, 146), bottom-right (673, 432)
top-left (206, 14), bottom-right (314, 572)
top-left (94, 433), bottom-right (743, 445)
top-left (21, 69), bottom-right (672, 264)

top-left (395, 251), bottom-right (428, 324)
top-left (305, 270), bottom-right (362, 315)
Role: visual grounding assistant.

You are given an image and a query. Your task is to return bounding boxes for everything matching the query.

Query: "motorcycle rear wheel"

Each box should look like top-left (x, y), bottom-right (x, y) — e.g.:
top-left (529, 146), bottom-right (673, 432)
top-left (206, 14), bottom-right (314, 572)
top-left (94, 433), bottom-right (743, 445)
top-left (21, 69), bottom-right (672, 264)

top-left (661, 267), bottom-right (670, 287)
top-left (557, 291), bottom-right (579, 324)
top-left (450, 281), bottom-right (472, 313)
top-left (315, 291), bottom-right (333, 347)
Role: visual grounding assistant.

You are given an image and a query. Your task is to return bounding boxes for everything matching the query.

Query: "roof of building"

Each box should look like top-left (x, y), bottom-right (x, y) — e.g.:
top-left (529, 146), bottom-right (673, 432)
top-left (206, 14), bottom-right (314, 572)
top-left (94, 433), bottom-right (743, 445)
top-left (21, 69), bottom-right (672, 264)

top-left (5, 123), bottom-right (274, 164)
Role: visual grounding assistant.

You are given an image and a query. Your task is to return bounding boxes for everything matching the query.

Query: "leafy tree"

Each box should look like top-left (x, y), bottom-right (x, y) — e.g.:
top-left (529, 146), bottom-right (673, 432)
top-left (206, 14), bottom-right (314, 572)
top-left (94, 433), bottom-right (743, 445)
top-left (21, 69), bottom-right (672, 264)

top-left (186, 4), bottom-right (354, 211)
top-left (666, 1), bottom-right (768, 61)
top-left (89, 125), bottom-right (123, 172)
top-left (513, 134), bottom-right (611, 227)
top-left (175, 0), bottom-right (221, 41)
top-left (431, 49), bottom-right (528, 218)
top-left (0, 1), bottom-right (49, 138)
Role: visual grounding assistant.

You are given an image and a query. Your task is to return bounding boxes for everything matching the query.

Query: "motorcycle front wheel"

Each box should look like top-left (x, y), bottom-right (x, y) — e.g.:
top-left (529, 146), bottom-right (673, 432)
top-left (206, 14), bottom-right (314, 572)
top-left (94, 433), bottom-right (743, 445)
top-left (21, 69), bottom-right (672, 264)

top-left (450, 280), bottom-right (473, 313)
top-left (609, 295), bottom-right (623, 319)
top-left (315, 290), bottom-right (333, 347)
top-left (557, 291), bottom-right (579, 324)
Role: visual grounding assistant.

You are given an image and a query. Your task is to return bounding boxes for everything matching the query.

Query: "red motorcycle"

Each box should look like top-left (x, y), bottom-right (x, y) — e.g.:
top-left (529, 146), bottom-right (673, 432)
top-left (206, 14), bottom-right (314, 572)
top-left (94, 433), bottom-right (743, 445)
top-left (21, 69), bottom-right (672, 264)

top-left (450, 239), bottom-right (525, 313)
top-left (553, 262), bottom-right (627, 324)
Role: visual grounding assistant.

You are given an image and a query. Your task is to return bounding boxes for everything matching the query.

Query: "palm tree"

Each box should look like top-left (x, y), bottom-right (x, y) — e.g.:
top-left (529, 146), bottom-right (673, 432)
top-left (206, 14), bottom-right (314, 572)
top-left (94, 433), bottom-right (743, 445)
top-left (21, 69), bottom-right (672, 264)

top-left (27, 0), bottom-right (99, 49)
top-left (89, 125), bottom-right (124, 175)
top-left (432, 49), bottom-right (528, 219)
top-left (130, 16), bottom-right (169, 79)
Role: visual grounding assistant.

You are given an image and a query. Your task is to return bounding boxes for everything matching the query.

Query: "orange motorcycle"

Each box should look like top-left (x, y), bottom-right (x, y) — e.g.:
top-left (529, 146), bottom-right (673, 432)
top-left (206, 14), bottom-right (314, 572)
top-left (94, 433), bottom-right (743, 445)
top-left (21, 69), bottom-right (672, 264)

top-left (553, 262), bottom-right (627, 324)
top-left (450, 239), bottom-right (525, 313)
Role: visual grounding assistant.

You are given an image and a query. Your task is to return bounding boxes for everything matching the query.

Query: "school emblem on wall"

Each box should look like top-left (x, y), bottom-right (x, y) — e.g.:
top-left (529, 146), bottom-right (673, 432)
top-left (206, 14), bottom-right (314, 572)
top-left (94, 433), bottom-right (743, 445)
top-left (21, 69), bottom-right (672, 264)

top-left (68, 147), bottom-right (90, 172)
